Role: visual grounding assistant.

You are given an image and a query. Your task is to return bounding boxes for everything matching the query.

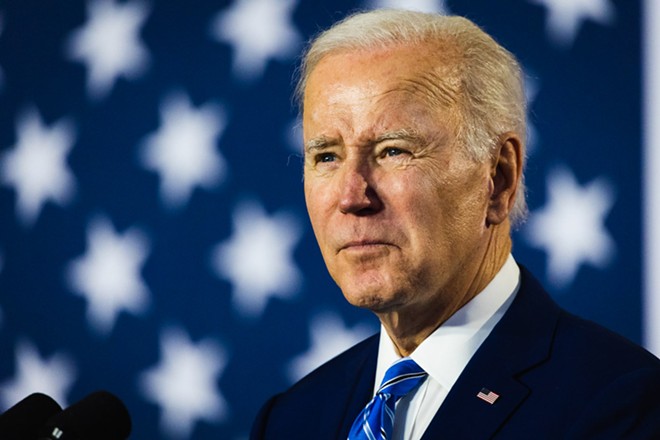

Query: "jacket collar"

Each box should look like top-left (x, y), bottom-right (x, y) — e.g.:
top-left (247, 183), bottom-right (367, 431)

top-left (421, 266), bottom-right (560, 439)
top-left (330, 335), bottom-right (379, 439)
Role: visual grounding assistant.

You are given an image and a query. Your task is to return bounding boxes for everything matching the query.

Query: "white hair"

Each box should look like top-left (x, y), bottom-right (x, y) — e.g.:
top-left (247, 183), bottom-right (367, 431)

top-left (296, 9), bottom-right (528, 225)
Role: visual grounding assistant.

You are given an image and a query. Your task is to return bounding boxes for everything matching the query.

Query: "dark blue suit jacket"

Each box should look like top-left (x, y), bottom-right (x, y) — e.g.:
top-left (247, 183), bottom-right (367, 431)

top-left (251, 267), bottom-right (660, 439)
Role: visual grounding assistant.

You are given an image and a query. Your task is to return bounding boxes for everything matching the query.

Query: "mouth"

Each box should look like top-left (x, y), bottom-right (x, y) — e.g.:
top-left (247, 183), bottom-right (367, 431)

top-left (339, 240), bottom-right (393, 252)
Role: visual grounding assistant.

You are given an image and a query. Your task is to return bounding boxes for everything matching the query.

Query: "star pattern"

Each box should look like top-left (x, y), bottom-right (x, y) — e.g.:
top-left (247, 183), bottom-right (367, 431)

top-left (139, 328), bottom-right (227, 438)
top-left (0, 341), bottom-right (76, 408)
top-left (66, 217), bottom-right (151, 335)
top-left (524, 166), bottom-right (616, 288)
top-left (288, 314), bottom-right (374, 382)
top-left (210, 200), bottom-right (303, 317)
top-left (66, 0), bottom-right (150, 99)
top-left (529, 0), bottom-right (615, 46)
top-left (0, 1), bottom-right (652, 438)
top-left (139, 93), bottom-right (227, 209)
top-left (0, 109), bottom-right (76, 227)
top-left (210, 0), bottom-right (302, 80)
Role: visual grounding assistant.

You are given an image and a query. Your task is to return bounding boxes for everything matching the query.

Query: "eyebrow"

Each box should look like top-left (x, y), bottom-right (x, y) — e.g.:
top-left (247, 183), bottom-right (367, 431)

top-left (305, 136), bottom-right (336, 152)
top-left (305, 129), bottom-right (424, 153)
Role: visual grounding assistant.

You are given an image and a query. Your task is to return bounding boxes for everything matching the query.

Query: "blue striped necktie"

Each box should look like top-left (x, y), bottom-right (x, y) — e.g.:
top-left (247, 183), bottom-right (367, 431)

top-left (348, 357), bottom-right (427, 440)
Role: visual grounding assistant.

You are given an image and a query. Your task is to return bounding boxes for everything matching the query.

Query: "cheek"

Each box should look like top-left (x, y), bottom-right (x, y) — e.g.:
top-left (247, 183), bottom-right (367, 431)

top-left (304, 179), bottom-right (334, 239)
top-left (383, 173), bottom-right (447, 249)
top-left (402, 167), bottom-right (489, 242)
top-left (440, 177), bottom-right (492, 244)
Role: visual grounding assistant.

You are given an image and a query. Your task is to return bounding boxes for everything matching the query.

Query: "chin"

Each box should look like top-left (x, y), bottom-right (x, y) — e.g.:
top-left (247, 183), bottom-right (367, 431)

top-left (333, 266), bottom-right (406, 308)
top-left (341, 287), bottom-right (400, 313)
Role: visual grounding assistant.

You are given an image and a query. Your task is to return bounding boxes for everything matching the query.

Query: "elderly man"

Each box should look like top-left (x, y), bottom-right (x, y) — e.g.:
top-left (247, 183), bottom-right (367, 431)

top-left (251, 9), bottom-right (660, 440)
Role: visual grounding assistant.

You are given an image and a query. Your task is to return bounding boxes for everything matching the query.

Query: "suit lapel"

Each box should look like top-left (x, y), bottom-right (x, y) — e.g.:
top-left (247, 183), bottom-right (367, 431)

top-left (329, 334), bottom-right (379, 439)
top-left (421, 266), bottom-right (561, 439)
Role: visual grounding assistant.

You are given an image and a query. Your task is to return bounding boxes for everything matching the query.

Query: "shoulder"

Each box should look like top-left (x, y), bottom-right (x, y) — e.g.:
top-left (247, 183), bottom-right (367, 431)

top-left (553, 307), bottom-right (660, 377)
top-left (491, 266), bottom-right (660, 437)
top-left (278, 333), bottom-right (378, 401)
top-left (250, 334), bottom-right (379, 439)
top-left (520, 265), bottom-right (659, 370)
top-left (515, 265), bottom-right (660, 372)
top-left (552, 314), bottom-right (660, 438)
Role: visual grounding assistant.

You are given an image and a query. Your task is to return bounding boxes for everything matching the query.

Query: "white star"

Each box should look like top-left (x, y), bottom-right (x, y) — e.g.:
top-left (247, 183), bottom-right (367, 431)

top-left (366, 0), bottom-right (449, 13)
top-left (66, 217), bottom-right (150, 335)
top-left (210, 0), bottom-right (302, 81)
top-left (139, 93), bottom-right (227, 209)
top-left (66, 0), bottom-right (150, 99)
top-left (210, 200), bottom-right (303, 317)
top-left (0, 340), bottom-right (76, 410)
top-left (529, 0), bottom-right (615, 47)
top-left (287, 314), bottom-right (374, 383)
top-left (139, 328), bottom-right (227, 438)
top-left (0, 109), bottom-right (76, 227)
top-left (524, 166), bottom-right (616, 288)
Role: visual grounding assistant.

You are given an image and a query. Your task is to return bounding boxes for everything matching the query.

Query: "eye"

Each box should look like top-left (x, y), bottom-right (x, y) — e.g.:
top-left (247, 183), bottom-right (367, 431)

top-left (315, 152), bottom-right (337, 163)
top-left (380, 147), bottom-right (411, 159)
top-left (384, 147), bottom-right (404, 157)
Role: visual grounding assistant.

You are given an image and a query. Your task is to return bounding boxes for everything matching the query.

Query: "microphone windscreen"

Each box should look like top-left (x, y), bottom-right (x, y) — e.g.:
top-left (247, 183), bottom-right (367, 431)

top-left (41, 391), bottom-right (131, 440)
top-left (0, 393), bottom-right (62, 440)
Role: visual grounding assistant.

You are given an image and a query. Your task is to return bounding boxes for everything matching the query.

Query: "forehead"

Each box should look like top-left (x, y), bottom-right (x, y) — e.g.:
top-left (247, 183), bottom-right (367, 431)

top-left (308, 41), bottom-right (461, 99)
top-left (303, 42), bottom-right (462, 140)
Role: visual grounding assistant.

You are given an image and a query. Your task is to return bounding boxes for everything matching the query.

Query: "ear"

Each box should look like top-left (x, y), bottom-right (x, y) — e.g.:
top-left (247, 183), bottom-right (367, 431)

top-left (486, 132), bottom-right (523, 226)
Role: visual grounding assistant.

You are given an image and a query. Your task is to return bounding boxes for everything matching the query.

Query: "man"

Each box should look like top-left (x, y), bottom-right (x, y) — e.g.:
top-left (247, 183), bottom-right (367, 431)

top-left (251, 9), bottom-right (660, 439)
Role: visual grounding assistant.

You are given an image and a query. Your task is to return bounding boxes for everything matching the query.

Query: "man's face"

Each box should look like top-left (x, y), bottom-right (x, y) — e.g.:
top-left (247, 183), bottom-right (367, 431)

top-left (303, 43), bottom-right (495, 316)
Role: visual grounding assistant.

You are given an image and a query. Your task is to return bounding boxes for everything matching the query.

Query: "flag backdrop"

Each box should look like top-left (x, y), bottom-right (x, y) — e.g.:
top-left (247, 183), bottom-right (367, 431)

top-left (0, 0), bottom-right (657, 438)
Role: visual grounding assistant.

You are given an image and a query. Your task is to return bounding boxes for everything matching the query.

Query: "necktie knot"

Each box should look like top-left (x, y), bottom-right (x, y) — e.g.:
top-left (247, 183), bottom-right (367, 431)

top-left (348, 358), bottom-right (427, 440)
top-left (377, 358), bottom-right (427, 399)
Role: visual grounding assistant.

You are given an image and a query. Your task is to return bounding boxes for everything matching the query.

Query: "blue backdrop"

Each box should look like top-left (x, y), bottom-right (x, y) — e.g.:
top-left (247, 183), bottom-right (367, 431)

top-left (0, 0), bottom-right (648, 438)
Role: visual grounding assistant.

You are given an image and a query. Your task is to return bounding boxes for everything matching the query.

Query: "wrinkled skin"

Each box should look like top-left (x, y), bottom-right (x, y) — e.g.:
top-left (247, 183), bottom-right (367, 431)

top-left (302, 42), bottom-right (523, 355)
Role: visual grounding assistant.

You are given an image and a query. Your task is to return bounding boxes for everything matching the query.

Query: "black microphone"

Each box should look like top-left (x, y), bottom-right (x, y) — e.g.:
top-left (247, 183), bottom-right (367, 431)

top-left (0, 392), bottom-right (62, 440)
top-left (39, 391), bottom-right (131, 440)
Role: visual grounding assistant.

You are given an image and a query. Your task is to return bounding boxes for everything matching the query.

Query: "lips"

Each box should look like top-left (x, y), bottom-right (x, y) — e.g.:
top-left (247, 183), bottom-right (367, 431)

top-left (339, 240), bottom-right (393, 252)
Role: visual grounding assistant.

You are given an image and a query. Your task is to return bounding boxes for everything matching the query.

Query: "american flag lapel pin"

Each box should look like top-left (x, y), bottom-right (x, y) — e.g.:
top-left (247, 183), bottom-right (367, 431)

top-left (476, 387), bottom-right (500, 405)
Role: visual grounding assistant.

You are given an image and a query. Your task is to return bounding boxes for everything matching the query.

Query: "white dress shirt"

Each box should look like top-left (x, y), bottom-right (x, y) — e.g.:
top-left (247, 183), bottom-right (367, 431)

top-left (373, 254), bottom-right (521, 440)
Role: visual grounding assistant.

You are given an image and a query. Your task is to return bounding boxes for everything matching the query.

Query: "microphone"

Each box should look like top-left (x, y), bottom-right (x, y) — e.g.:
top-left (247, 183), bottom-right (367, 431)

top-left (39, 391), bottom-right (131, 440)
top-left (0, 392), bottom-right (62, 440)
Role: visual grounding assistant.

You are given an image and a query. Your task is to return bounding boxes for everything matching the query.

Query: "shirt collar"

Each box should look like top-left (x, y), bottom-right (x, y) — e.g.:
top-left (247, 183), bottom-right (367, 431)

top-left (375, 254), bottom-right (520, 393)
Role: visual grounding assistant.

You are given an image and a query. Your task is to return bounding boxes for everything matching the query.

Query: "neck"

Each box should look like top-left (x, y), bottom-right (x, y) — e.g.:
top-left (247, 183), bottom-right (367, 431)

top-left (377, 223), bottom-right (512, 356)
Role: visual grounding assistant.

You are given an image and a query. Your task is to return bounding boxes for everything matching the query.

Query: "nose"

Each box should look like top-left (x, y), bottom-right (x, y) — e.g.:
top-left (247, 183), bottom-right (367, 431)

top-left (337, 161), bottom-right (383, 215)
